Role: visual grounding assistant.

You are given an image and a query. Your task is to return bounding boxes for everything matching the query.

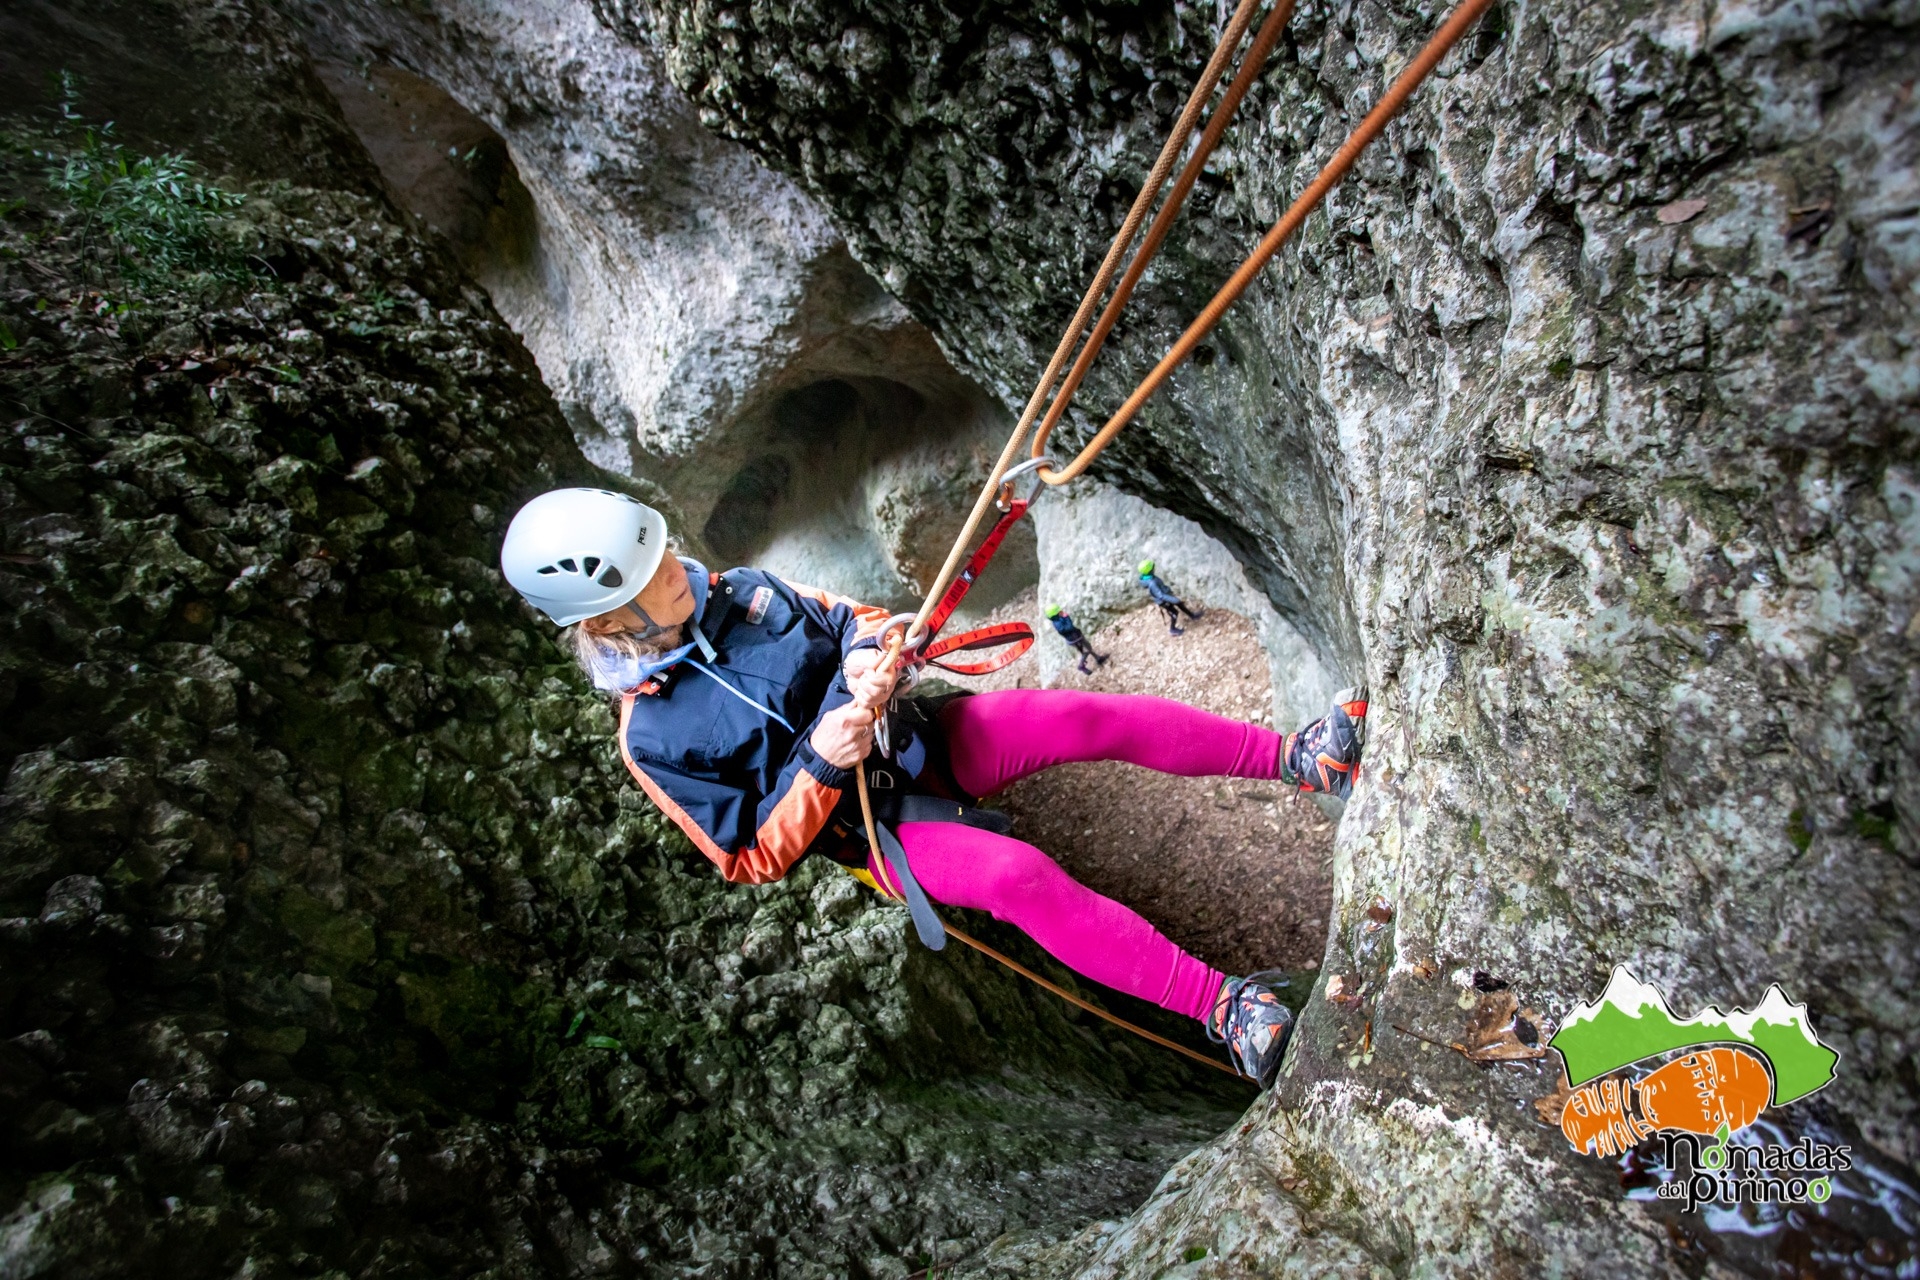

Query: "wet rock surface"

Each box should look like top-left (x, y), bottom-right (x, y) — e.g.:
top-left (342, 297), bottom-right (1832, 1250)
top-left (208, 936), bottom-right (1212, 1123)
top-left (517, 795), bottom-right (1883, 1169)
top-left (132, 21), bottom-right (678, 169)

top-left (0, 9), bottom-right (1245, 1274)
top-left (625, 0), bottom-right (1920, 1272)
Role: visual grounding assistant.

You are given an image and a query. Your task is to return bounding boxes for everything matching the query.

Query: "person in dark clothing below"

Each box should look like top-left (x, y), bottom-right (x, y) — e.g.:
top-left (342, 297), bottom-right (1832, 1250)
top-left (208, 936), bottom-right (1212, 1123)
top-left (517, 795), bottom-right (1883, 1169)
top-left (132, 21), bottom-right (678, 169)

top-left (1137, 560), bottom-right (1204, 635)
top-left (1044, 604), bottom-right (1110, 674)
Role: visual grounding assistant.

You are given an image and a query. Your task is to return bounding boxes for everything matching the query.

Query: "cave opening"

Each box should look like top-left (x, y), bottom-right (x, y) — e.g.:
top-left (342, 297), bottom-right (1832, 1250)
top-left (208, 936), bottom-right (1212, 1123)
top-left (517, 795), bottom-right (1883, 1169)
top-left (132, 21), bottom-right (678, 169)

top-left (313, 61), bottom-right (543, 310)
top-left (703, 453), bottom-right (795, 562)
top-left (697, 375), bottom-right (1040, 614)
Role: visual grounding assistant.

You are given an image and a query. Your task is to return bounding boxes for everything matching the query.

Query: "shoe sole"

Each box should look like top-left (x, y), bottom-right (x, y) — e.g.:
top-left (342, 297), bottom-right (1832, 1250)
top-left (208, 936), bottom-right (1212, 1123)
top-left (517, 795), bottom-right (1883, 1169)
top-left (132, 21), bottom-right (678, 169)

top-left (1310, 685), bottom-right (1369, 799)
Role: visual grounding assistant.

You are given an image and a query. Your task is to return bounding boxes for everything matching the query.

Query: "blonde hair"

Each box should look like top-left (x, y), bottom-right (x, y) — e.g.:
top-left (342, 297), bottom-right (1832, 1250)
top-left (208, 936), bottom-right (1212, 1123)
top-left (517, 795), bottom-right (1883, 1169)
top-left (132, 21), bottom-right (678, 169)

top-left (564, 540), bottom-right (691, 692)
top-left (567, 616), bottom-right (684, 694)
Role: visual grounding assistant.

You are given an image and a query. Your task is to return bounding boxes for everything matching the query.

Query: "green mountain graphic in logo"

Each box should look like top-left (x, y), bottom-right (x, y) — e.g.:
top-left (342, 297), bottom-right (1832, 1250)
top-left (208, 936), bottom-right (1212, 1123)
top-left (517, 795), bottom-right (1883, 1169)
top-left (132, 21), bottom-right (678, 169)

top-left (1549, 966), bottom-right (1839, 1106)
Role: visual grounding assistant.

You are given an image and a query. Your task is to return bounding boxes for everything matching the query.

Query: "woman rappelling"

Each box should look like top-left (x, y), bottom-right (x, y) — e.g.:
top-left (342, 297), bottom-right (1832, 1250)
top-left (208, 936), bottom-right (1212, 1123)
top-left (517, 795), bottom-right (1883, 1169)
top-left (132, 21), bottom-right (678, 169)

top-left (500, 487), bottom-right (1367, 1087)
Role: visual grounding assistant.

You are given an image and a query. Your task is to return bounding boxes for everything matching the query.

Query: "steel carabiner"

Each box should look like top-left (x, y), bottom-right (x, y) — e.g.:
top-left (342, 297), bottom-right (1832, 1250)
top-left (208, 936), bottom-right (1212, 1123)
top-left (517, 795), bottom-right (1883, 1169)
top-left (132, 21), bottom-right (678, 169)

top-left (995, 455), bottom-right (1057, 513)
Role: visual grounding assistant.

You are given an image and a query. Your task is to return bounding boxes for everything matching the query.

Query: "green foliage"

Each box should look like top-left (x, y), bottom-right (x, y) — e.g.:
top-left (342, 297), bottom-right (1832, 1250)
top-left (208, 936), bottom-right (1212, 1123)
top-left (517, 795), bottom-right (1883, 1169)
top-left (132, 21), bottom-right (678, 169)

top-left (1851, 805), bottom-right (1896, 851)
top-left (1786, 807), bottom-right (1814, 852)
top-left (35, 73), bottom-right (248, 288)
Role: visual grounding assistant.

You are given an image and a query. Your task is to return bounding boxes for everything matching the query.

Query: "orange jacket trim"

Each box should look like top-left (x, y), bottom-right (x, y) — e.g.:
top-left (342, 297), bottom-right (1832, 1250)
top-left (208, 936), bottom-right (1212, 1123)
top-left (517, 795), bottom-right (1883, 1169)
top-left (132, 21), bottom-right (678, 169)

top-left (618, 691), bottom-right (842, 885)
top-left (778, 577), bottom-right (894, 644)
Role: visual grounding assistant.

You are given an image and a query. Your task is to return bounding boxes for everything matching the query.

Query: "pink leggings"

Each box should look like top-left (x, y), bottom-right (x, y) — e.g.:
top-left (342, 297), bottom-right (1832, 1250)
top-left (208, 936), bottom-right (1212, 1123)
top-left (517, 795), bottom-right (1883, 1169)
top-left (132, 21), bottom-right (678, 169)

top-left (878, 690), bottom-right (1284, 1024)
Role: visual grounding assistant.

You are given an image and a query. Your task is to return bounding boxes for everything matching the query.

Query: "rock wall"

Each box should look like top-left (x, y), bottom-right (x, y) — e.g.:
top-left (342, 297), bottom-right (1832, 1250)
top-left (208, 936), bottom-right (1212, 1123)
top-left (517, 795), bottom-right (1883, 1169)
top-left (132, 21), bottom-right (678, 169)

top-left (0, 5), bottom-right (1246, 1275)
top-left (290, 0), bottom-right (1039, 612)
top-left (622, 0), bottom-right (1920, 1272)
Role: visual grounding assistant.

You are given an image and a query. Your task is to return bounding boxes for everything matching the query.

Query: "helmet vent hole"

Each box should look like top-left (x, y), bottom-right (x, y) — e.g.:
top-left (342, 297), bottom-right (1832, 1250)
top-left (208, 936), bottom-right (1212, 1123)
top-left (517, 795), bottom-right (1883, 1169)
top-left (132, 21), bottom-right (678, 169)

top-left (558, 558), bottom-right (578, 573)
top-left (536, 565), bottom-right (559, 575)
top-left (583, 556), bottom-right (602, 576)
top-left (597, 566), bottom-right (623, 588)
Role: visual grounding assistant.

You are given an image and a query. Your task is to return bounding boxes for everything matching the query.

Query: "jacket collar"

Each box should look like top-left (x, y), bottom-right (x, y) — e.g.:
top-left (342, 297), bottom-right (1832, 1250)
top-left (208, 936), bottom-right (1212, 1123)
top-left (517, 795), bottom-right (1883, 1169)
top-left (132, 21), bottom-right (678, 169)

top-left (584, 557), bottom-right (716, 693)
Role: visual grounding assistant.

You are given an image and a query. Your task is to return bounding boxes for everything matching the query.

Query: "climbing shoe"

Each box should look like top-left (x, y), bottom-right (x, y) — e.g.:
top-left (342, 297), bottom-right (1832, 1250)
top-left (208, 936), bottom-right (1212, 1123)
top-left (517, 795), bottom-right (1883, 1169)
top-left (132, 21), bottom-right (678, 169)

top-left (1208, 973), bottom-right (1295, 1088)
top-left (1281, 685), bottom-right (1368, 800)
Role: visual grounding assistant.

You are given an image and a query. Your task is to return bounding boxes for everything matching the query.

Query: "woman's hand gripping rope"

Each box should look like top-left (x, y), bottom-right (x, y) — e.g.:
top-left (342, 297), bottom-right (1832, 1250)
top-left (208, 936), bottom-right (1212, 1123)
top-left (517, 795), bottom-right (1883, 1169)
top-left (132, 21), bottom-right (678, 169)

top-left (811, 632), bottom-right (909, 769)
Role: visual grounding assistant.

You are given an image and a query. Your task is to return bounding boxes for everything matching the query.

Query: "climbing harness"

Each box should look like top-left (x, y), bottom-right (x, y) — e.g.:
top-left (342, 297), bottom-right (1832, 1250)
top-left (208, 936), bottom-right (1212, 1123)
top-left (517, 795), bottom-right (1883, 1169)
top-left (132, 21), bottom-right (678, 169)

top-left (842, 0), bottom-right (1498, 1080)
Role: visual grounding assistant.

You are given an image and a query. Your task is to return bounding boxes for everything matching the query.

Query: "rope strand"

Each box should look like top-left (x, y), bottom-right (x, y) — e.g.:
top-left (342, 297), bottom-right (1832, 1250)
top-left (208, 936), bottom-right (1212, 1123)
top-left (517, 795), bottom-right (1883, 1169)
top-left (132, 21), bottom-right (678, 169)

top-left (904, 0), bottom-right (1270, 642)
top-left (1038, 0), bottom-right (1498, 484)
top-left (1027, 0), bottom-right (1298, 464)
top-left (943, 922), bottom-right (1242, 1078)
top-left (853, 0), bottom-right (1494, 1080)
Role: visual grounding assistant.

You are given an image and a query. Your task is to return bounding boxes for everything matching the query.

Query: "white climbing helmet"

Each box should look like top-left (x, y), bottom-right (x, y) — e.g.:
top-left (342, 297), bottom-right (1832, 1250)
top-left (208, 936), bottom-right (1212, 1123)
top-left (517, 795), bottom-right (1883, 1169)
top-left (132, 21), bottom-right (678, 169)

top-left (500, 488), bottom-right (668, 625)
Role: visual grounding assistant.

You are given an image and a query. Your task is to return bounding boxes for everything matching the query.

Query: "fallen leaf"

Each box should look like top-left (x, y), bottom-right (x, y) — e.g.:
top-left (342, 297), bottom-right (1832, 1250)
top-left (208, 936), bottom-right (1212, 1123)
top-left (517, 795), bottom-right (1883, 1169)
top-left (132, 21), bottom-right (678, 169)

top-left (1471, 971), bottom-right (1509, 993)
top-left (1325, 974), bottom-right (1363, 1010)
top-left (1786, 199), bottom-right (1835, 243)
top-left (1657, 198), bottom-right (1708, 224)
top-left (1411, 960), bottom-right (1438, 980)
top-left (1534, 1068), bottom-right (1577, 1126)
top-left (1461, 990), bottom-right (1547, 1062)
top-left (1365, 896), bottom-right (1393, 925)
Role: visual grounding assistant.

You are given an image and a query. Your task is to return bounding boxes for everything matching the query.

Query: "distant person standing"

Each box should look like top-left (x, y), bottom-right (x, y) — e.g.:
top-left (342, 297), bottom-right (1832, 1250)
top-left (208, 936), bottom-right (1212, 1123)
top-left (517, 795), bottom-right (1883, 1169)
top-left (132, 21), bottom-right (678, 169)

top-left (1045, 605), bottom-right (1109, 674)
top-left (1137, 560), bottom-right (1204, 635)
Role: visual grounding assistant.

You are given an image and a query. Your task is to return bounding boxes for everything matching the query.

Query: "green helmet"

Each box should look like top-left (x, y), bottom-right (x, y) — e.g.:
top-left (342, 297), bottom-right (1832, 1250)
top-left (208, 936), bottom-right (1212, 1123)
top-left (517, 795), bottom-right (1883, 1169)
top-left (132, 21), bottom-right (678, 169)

top-left (1138, 559), bottom-right (1154, 576)
top-left (1044, 604), bottom-right (1062, 618)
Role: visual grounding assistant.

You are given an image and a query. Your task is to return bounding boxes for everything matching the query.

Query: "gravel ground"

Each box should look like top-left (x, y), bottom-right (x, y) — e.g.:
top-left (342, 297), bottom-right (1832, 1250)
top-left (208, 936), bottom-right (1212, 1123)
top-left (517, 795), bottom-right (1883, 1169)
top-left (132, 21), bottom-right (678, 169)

top-left (934, 586), bottom-right (1336, 975)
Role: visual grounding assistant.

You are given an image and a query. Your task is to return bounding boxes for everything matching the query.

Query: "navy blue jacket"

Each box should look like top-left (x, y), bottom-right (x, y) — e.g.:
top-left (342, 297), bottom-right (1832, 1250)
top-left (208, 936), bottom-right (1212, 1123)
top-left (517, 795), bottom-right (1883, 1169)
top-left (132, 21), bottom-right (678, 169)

top-left (1048, 613), bottom-right (1087, 645)
top-left (613, 564), bottom-right (891, 884)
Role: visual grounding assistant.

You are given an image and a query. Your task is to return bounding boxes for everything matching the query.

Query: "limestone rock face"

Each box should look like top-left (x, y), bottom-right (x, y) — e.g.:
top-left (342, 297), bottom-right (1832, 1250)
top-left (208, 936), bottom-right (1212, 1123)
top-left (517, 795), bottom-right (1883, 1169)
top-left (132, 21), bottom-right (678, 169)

top-left (293, 0), bottom-right (1034, 610)
top-left (624, 0), bottom-right (1919, 1271)
top-left (0, 6), bottom-right (1241, 1274)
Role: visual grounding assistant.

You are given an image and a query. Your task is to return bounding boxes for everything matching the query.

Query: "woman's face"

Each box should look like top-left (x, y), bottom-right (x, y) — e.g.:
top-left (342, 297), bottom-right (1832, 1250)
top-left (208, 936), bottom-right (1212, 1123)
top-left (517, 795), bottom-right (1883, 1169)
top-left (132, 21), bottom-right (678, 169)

top-left (585, 555), bottom-right (693, 636)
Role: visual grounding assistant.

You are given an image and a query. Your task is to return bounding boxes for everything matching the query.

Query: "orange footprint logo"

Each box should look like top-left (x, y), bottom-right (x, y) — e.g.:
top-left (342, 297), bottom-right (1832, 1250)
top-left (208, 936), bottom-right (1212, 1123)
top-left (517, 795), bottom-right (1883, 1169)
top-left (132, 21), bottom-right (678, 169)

top-left (1561, 1046), bottom-right (1773, 1157)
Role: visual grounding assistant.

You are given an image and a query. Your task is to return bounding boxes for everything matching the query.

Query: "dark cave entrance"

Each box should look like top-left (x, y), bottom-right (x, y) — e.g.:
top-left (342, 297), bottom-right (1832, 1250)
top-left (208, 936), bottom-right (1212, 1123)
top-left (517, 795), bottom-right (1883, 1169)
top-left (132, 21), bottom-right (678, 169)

top-left (700, 375), bottom-right (1038, 614)
top-left (312, 61), bottom-right (542, 304)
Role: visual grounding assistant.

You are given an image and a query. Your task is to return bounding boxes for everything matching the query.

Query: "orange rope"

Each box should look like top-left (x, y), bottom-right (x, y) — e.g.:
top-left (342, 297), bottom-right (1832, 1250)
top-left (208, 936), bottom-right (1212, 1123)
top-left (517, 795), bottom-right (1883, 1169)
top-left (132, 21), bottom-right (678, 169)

top-left (1026, 0), bottom-right (1298, 458)
top-left (942, 920), bottom-right (1242, 1078)
top-left (904, 0), bottom-right (1270, 642)
top-left (1036, 0), bottom-right (1498, 484)
top-left (853, 0), bottom-right (1494, 1082)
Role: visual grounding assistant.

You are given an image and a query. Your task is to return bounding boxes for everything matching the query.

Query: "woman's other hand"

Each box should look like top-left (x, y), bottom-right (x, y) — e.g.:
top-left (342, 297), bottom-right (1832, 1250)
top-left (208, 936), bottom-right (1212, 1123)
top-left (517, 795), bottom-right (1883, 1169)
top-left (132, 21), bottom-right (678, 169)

top-left (811, 703), bottom-right (877, 769)
top-left (843, 649), bottom-right (901, 711)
